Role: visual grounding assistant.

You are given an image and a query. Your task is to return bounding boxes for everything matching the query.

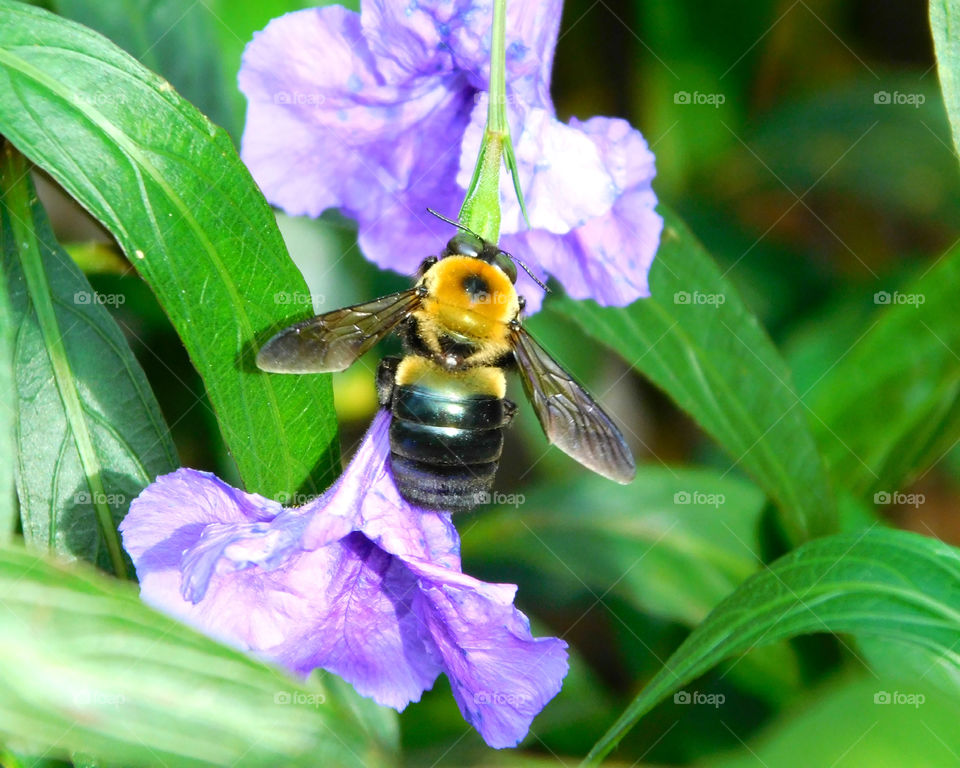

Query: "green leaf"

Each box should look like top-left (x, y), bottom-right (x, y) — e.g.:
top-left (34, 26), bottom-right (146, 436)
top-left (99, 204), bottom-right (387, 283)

top-left (466, 468), bottom-right (766, 626)
top-left (548, 207), bottom-right (835, 543)
top-left (705, 676), bottom-right (960, 768)
top-left (0, 174), bottom-right (12, 545)
top-left (806, 243), bottom-right (960, 499)
top-left (931, 0), bottom-right (960, 162)
top-left (50, 0), bottom-right (237, 137)
top-left (0, 541), bottom-right (387, 768)
top-left (583, 528), bottom-right (960, 764)
top-left (0, 143), bottom-right (177, 575)
top-left (0, 0), bottom-right (339, 500)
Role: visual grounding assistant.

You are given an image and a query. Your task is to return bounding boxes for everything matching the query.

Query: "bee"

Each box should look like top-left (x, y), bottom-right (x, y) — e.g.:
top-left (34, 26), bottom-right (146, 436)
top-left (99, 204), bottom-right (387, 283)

top-left (257, 212), bottom-right (635, 511)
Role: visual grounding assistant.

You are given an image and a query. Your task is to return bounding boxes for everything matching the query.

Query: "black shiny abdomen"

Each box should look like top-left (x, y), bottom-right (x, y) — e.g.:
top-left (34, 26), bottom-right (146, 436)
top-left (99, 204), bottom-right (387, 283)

top-left (388, 384), bottom-right (511, 512)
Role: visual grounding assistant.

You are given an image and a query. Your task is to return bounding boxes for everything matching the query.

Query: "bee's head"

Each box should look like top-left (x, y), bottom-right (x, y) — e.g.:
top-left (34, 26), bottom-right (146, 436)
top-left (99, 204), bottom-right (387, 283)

top-left (444, 232), bottom-right (518, 284)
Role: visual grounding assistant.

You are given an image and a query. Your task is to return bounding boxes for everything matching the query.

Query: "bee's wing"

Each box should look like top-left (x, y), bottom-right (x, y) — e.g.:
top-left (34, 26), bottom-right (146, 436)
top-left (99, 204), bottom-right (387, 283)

top-left (512, 326), bottom-right (636, 483)
top-left (257, 289), bottom-right (422, 373)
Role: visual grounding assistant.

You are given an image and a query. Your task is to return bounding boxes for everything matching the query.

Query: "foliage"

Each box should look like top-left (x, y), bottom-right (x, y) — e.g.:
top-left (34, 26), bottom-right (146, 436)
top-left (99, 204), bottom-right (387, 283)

top-left (0, 0), bottom-right (958, 765)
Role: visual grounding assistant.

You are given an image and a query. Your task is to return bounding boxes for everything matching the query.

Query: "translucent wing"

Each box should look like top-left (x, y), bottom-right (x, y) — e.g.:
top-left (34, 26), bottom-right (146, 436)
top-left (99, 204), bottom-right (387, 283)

top-left (512, 327), bottom-right (636, 483)
top-left (257, 289), bottom-right (422, 373)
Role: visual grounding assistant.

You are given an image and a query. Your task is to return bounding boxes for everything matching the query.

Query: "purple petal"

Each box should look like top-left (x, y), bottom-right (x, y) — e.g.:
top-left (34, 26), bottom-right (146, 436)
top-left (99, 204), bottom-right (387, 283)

top-left (300, 410), bottom-right (462, 569)
top-left (511, 116), bottom-right (662, 305)
top-left (361, 0), bottom-right (562, 108)
top-left (458, 98), bottom-right (617, 234)
top-left (119, 469), bottom-right (281, 608)
top-left (238, 5), bottom-right (473, 270)
top-left (408, 560), bottom-right (569, 748)
top-left (276, 533), bottom-right (442, 706)
top-left (459, 108), bottom-right (661, 308)
top-left (123, 411), bottom-right (568, 745)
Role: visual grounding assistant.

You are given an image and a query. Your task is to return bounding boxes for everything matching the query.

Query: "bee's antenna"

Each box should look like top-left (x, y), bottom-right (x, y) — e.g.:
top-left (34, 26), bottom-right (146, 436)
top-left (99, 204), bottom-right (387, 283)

top-left (510, 255), bottom-right (550, 293)
top-left (426, 208), bottom-right (481, 239)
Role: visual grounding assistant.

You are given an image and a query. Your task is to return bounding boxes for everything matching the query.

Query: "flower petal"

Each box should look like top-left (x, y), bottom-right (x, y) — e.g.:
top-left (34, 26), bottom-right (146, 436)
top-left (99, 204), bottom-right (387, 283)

top-left (238, 4), bottom-right (474, 270)
top-left (458, 108), bottom-right (661, 308)
top-left (510, 116), bottom-right (662, 305)
top-left (458, 99), bottom-right (616, 235)
top-left (361, 0), bottom-right (562, 108)
top-left (276, 534), bottom-right (442, 706)
top-left (408, 560), bottom-right (569, 748)
top-left (301, 410), bottom-right (462, 570)
top-left (119, 468), bottom-right (280, 586)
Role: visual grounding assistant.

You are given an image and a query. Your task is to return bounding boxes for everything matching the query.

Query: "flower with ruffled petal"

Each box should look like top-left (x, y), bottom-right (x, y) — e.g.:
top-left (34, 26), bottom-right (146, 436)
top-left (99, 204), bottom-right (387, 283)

top-left (238, 0), bottom-right (662, 313)
top-left (120, 411), bottom-right (568, 749)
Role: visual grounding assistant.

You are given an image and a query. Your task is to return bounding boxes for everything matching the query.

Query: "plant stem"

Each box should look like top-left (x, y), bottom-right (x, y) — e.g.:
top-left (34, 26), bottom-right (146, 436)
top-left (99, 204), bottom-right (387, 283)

top-left (458, 0), bottom-right (528, 241)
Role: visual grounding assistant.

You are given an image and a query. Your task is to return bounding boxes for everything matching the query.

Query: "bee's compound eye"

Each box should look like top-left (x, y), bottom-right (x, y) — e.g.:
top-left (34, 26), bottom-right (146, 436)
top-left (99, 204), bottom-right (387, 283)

top-left (494, 252), bottom-right (517, 283)
top-left (446, 232), bottom-right (484, 258)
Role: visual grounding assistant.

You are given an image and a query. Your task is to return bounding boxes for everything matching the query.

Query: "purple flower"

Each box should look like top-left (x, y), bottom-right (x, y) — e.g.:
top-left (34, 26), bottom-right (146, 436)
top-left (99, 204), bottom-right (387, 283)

top-left (120, 410), bottom-right (568, 748)
top-left (238, 0), bottom-right (662, 312)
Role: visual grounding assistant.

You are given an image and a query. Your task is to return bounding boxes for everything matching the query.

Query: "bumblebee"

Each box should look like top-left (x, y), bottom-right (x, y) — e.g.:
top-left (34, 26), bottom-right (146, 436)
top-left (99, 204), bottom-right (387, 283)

top-left (257, 214), bottom-right (635, 511)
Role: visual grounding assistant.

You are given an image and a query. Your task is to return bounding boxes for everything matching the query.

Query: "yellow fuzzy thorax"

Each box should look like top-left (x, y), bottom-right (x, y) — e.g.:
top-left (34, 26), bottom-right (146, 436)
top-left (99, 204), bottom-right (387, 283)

top-left (396, 356), bottom-right (507, 398)
top-left (417, 256), bottom-right (518, 344)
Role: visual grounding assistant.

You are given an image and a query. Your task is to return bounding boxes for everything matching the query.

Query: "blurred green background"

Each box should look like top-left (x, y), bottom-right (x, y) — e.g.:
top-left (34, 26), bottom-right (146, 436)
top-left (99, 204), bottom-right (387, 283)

top-left (35, 0), bottom-right (960, 765)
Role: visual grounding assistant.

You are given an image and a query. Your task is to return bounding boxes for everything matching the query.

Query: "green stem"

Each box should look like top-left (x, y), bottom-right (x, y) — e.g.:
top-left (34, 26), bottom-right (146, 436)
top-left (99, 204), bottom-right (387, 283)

top-left (0, 143), bottom-right (128, 577)
top-left (458, 0), bottom-right (528, 241)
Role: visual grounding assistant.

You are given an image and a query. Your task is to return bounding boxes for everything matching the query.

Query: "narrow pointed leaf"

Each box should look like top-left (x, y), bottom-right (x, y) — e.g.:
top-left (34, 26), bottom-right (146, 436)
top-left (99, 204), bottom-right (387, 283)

top-left (0, 0), bottom-right (339, 500)
top-left (930, 0), bottom-right (960, 162)
top-left (549, 207), bottom-right (835, 543)
top-left (584, 528), bottom-right (960, 764)
top-left (0, 144), bottom-right (177, 575)
top-left (806, 243), bottom-right (960, 499)
top-left (0, 541), bottom-right (387, 768)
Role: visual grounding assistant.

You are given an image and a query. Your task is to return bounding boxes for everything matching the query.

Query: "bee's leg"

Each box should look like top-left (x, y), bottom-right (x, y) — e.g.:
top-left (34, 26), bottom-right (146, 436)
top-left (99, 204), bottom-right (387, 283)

top-left (502, 399), bottom-right (518, 426)
top-left (416, 255), bottom-right (439, 277)
top-left (376, 356), bottom-right (401, 407)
